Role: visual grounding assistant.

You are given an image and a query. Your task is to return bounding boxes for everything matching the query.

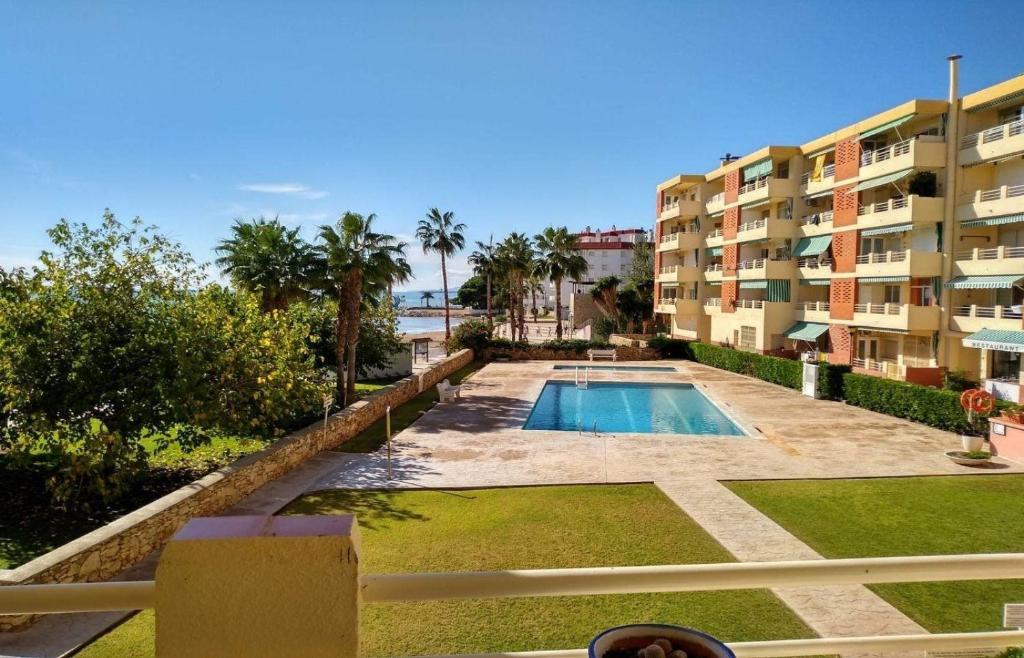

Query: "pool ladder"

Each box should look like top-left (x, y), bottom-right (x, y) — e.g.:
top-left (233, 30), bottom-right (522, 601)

top-left (575, 366), bottom-right (590, 390)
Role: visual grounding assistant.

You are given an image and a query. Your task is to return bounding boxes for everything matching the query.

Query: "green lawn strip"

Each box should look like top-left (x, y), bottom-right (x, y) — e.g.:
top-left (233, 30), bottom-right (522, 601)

top-left (335, 361), bottom-right (485, 453)
top-left (80, 484), bottom-right (815, 658)
top-left (726, 475), bottom-right (1024, 633)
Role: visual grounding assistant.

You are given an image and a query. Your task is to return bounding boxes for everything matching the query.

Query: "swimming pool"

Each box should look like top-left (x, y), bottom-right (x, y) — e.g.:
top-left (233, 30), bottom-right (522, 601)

top-left (523, 381), bottom-right (745, 435)
top-left (551, 365), bottom-right (676, 372)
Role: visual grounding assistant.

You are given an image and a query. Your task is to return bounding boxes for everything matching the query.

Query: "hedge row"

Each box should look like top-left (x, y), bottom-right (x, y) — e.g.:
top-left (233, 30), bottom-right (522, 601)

top-left (647, 336), bottom-right (1005, 435)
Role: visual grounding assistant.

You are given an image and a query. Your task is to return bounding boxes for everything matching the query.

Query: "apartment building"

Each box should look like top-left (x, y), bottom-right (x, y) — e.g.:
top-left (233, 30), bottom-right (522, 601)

top-left (654, 58), bottom-right (1024, 402)
top-left (544, 226), bottom-right (653, 308)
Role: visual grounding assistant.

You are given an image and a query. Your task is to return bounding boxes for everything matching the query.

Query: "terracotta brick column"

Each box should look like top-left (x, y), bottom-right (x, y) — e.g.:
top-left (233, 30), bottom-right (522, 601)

top-left (723, 207), bottom-right (739, 240)
top-left (723, 243), bottom-right (738, 276)
top-left (833, 184), bottom-right (858, 228)
top-left (721, 280), bottom-right (737, 313)
top-left (831, 230), bottom-right (857, 273)
top-left (834, 136), bottom-right (860, 181)
top-left (827, 324), bottom-right (853, 365)
top-left (724, 170), bottom-right (739, 205)
top-left (829, 278), bottom-right (856, 321)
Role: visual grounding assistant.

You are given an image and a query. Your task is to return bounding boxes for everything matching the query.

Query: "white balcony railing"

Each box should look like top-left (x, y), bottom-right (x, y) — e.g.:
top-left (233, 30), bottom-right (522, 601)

top-left (797, 301), bottom-right (831, 312)
top-left (704, 297), bottom-right (721, 307)
top-left (858, 196), bottom-right (910, 216)
top-left (801, 210), bottom-right (833, 226)
top-left (955, 245), bottom-right (1024, 261)
top-left (852, 357), bottom-right (889, 372)
top-left (704, 263), bottom-right (723, 273)
top-left (953, 305), bottom-right (1024, 320)
top-left (659, 265), bottom-right (678, 275)
top-left (856, 250), bottom-right (908, 265)
top-left (707, 192), bottom-right (725, 207)
top-left (735, 298), bottom-right (765, 309)
top-left (738, 176), bottom-right (774, 196)
top-left (658, 297), bottom-right (678, 306)
top-left (860, 137), bottom-right (913, 167)
top-left (854, 302), bottom-right (903, 315)
top-left (797, 257), bottom-right (832, 269)
top-left (738, 218), bottom-right (767, 232)
top-left (960, 119), bottom-right (1024, 149)
top-left (737, 258), bottom-right (766, 270)
top-left (707, 228), bottom-right (723, 239)
top-left (3, 555), bottom-right (1024, 657)
top-left (800, 163), bottom-right (836, 185)
top-left (965, 183), bottom-right (1024, 205)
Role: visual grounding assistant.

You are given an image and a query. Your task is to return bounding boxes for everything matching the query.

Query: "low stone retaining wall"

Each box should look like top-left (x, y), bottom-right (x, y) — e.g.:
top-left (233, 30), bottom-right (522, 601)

top-left (482, 345), bottom-right (657, 361)
top-left (0, 349), bottom-right (474, 632)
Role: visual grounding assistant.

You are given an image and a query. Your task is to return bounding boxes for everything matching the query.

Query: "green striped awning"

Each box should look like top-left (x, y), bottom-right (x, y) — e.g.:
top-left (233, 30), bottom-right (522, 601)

top-left (793, 235), bottom-right (833, 257)
top-left (963, 329), bottom-right (1024, 352)
top-left (740, 198), bottom-right (771, 210)
top-left (967, 90), bottom-right (1024, 113)
top-left (805, 145), bottom-right (835, 159)
top-left (785, 321), bottom-right (830, 341)
top-left (858, 275), bottom-right (910, 284)
top-left (850, 168), bottom-right (913, 193)
top-left (804, 188), bottom-right (834, 200)
top-left (799, 278), bottom-right (832, 286)
top-left (859, 114), bottom-right (913, 139)
top-left (854, 326), bottom-right (909, 335)
top-left (706, 246), bottom-right (724, 256)
top-left (743, 158), bottom-right (772, 183)
top-left (767, 279), bottom-right (791, 302)
top-left (960, 213), bottom-right (1024, 228)
top-left (860, 223), bottom-right (913, 237)
top-left (739, 280), bottom-right (767, 289)
top-left (945, 275), bottom-right (1024, 289)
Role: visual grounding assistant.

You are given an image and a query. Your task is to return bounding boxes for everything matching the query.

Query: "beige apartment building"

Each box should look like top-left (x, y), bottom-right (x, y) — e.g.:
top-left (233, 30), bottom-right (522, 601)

top-left (654, 58), bottom-right (1024, 402)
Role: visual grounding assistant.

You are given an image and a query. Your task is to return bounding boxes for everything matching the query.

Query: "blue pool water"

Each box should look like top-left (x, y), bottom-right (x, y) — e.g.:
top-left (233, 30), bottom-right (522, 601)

top-left (551, 365), bottom-right (676, 372)
top-left (523, 381), bottom-right (745, 435)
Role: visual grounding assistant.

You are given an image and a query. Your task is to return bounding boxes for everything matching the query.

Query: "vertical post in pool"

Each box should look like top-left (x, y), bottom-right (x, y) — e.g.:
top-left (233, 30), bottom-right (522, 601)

top-left (386, 405), bottom-right (392, 480)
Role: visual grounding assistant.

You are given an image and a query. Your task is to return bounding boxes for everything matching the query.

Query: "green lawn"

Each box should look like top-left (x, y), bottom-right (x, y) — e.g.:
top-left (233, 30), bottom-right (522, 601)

top-left (726, 475), bottom-right (1024, 633)
top-left (79, 484), bottom-right (816, 657)
top-left (335, 361), bottom-right (484, 453)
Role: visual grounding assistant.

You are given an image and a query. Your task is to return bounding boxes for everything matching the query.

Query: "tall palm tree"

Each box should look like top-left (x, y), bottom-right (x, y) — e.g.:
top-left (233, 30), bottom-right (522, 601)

top-left (496, 232), bottom-right (533, 342)
top-left (467, 235), bottom-right (498, 333)
top-left (215, 217), bottom-right (315, 312)
top-left (316, 212), bottom-right (407, 407)
top-left (415, 208), bottom-right (466, 341)
top-left (420, 291), bottom-right (435, 308)
top-left (533, 226), bottom-right (588, 339)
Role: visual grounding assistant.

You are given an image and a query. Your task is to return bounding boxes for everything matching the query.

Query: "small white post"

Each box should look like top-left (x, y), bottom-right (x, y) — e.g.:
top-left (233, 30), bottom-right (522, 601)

top-left (386, 406), bottom-right (392, 480)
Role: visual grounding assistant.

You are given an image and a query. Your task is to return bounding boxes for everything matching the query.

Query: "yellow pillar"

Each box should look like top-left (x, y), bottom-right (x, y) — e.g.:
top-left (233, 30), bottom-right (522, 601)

top-left (156, 515), bottom-right (361, 658)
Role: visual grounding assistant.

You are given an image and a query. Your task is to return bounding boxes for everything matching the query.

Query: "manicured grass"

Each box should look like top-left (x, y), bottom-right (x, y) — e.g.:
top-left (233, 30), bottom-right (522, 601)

top-left (726, 475), bottom-right (1024, 633)
top-left (355, 377), bottom-right (401, 398)
top-left (335, 361), bottom-right (485, 453)
top-left (79, 484), bottom-right (816, 658)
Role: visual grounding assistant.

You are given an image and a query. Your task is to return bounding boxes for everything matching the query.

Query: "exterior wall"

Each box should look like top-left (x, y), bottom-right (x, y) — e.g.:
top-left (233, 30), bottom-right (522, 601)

top-left (724, 169), bottom-right (740, 205)
top-left (829, 279), bottom-right (857, 321)
top-left (723, 207), bottom-right (739, 240)
top-left (833, 185), bottom-right (858, 228)
top-left (831, 230), bottom-right (858, 273)
top-left (834, 136), bottom-right (860, 181)
top-left (0, 349), bottom-right (475, 632)
top-left (721, 280), bottom-right (738, 313)
top-left (828, 324), bottom-right (853, 365)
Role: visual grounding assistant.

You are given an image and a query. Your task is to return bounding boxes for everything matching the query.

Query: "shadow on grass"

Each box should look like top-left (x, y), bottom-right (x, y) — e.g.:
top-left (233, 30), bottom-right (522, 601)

top-left (282, 489), bottom-right (429, 530)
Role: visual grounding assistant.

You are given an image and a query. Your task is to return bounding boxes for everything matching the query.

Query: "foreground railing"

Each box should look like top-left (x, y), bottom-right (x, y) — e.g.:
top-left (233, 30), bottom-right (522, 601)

top-left (3, 554), bottom-right (1024, 657)
top-left (960, 119), bottom-right (1024, 149)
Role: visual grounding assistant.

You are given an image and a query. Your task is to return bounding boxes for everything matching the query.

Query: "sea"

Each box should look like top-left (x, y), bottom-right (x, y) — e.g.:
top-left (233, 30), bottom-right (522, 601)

top-left (393, 290), bottom-right (462, 336)
top-left (393, 289), bottom-right (452, 308)
top-left (397, 315), bottom-right (463, 335)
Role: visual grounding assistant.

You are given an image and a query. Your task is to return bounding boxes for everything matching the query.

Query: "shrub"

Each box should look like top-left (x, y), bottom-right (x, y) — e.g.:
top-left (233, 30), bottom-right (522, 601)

top-left (648, 336), bottom-right (694, 359)
top-left (485, 338), bottom-right (530, 350)
top-left (538, 339), bottom-right (610, 353)
top-left (840, 372), bottom-right (1008, 435)
top-left (690, 343), bottom-right (804, 390)
top-left (592, 316), bottom-right (617, 341)
top-left (447, 318), bottom-right (491, 354)
top-left (943, 369), bottom-right (979, 392)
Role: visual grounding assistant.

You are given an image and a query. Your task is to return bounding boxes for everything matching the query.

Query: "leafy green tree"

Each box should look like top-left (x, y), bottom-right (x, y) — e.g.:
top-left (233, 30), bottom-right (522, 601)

top-left (316, 212), bottom-right (407, 407)
top-left (215, 217), bottom-right (315, 312)
top-left (533, 226), bottom-right (588, 339)
top-left (420, 291), bottom-right (435, 307)
top-left (495, 233), bottom-right (533, 342)
top-left (416, 208), bottom-right (466, 341)
top-left (468, 236), bottom-right (498, 331)
top-left (455, 275), bottom-right (488, 310)
top-left (627, 239), bottom-right (655, 292)
top-left (355, 297), bottom-right (405, 378)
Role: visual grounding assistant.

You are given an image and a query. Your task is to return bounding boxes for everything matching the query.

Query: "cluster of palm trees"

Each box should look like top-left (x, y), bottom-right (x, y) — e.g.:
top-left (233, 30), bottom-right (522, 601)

top-left (216, 210), bottom-right (461, 409)
top-left (468, 227), bottom-right (587, 342)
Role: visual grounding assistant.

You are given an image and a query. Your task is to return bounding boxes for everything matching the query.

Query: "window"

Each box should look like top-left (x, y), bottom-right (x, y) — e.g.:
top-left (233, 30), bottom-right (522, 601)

top-left (992, 349), bottom-right (1021, 380)
top-left (776, 162), bottom-right (790, 179)
top-left (998, 105), bottom-right (1024, 126)
top-left (910, 279), bottom-right (934, 306)
top-left (739, 326), bottom-right (756, 350)
top-left (884, 285), bottom-right (901, 304)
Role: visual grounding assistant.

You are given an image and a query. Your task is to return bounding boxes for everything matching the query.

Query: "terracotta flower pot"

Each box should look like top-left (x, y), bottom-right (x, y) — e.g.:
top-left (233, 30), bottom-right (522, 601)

top-left (590, 625), bottom-right (734, 658)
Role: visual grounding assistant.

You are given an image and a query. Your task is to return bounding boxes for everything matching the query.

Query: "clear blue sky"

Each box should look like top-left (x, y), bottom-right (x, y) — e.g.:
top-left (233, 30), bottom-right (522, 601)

top-left (2, 1), bottom-right (1022, 290)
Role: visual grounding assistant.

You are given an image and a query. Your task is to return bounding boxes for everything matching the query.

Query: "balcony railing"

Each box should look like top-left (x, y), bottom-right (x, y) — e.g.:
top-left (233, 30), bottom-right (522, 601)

top-left (738, 218), bottom-right (767, 232)
top-left (955, 245), bottom-right (1024, 261)
top-left (735, 298), bottom-right (765, 309)
top-left (657, 297), bottom-right (678, 306)
top-left (2, 554), bottom-right (1024, 657)
top-left (953, 305), bottom-right (1024, 320)
top-left (660, 227), bottom-right (699, 243)
top-left (707, 228), bottom-right (723, 239)
top-left (797, 301), bottom-right (831, 312)
top-left (737, 258), bottom-right (766, 270)
top-left (704, 297), bottom-right (721, 307)
top-left (738, 176), bottom-right (772, 195)
top-left (797, 257), bottom-right (832, 269)
top-left (964, 183), bottom-right (1024, 204)
top-left (856, 250), bottom-right (908, 265)
top-left (854, 302), bottom-right (903, 315)
top-left (659, 265), bottom-right (678, 275)
top-left (852, 357), bottom-right (889, 372)
top-left (960, 119), bottom-right (1024, 149)
top-left (801, 210), bottom-right (833, 226)
top-left (707, 192), bottom-right (725, 207)
top-left (860, 137), bottom-right (914, 167)
top-left (705, 263), bottom-right (723, 273)
top-left (858, 196), bottom-right (909, 216)
top-left (799, 163), bottom-right (836, 185)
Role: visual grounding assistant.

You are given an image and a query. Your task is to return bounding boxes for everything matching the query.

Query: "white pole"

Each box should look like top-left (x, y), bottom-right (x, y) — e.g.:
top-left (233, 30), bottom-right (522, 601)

top-left (386, 405), bottom-right (392, 480)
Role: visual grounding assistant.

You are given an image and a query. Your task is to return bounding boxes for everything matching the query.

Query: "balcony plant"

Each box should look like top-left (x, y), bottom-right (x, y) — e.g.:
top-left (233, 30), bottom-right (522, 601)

top-left (908, 171), bottom-right (937, 197)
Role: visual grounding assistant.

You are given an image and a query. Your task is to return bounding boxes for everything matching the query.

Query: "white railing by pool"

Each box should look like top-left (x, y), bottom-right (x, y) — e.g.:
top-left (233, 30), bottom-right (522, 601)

top-left (960, 119), bottom-right (1024, 149)
top-left (797, 301), bottom-right (831, 312)
top-left (3, 555), bottom-right (1024, 658)
top-left (5, 555), bottom-right (1024, 657)
top-left (953, 305), bottom-right (1024, 320)
top-left (955, 245), bottom-right (1024, 261)
top-left (800, 163), bottom-right (835, 185)
top-left (964, 183), bottom-right (1024, 204)
top-left (858, 196), bottom-right (910, 216)
top-left (856, 249), bottom-right (908, 265)
top-left (801, 210), bottom-right (833, 226)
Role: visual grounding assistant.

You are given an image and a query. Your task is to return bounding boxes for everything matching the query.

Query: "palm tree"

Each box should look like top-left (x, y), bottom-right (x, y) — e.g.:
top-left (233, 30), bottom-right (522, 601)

top-left (420, 291), bottom-right (435, 308)
top-left (415, 208), bottom-right (466, 341)
top-left (496, 232), bottom-right (533, 342)
top-left (533, 227), bottom-right (588, 339)
top-left (316, 212), bottom-right (407, 407)
top-left (468, 235), bottom-right (498, 333)
top-left (215, 217), bottom-right (315, 312)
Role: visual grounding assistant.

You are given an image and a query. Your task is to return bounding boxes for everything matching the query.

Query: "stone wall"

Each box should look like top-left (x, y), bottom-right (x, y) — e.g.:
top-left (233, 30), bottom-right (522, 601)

top-left (481, 345), bottom-right (657, 361)
top-left (0, 349), bottom-right (474, 632)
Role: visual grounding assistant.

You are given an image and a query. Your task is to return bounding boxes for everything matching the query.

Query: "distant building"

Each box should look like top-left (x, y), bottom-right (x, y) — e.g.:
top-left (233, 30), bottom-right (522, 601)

top-left (543, 225), bottom-right (653, 309)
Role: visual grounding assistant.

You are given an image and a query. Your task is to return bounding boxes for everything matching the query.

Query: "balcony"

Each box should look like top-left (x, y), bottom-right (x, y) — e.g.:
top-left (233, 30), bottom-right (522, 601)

top-left (798, 210), bottom-right (833, 237)
top-left (706, 192), bottom-right (725, 214)
top-left (656, 297), bottom-right (678, 314)
top-left (658, 229), bottom-right (702, 253)
top-left (705, 228), bottom-right (724, 247)
top-left (856, 195), bottom-right (944, 230)
top-left (736, 176), bottom-right (797, 207)
top-left (703, 296), bottom-right (721, 314)
top-left (704, 262), bottom-right (723, 282)
top-left (797, 256), bottom-right (833, 276)
top-left (734, 216), bottom-right (795, 242)
top-left (736, 257), bottom-right (794, 279)
top-left (657, 264), bottom-right (701, 284)
top-left (957, 183), bottom-right (1024, 224)
top-left (659, 198), bottom-right (702, 221)
top-left (852, 302), bottom-right (940, 331)
top-left (795, 300), bottom-right (831, 323)
top-left (858, 135), bottom-right (945, 181)
top-left (854, 249), bottom-right (941, 278)
top-left (959, 119), bottom-right (1024, 167)
top-left (954, 245), bottom-right (1024, 277)
top-left (799, 163), bottom-right (836, 197)
top-left (950, 304), bottom-right (1024, 333)
top-left (851, 357), bottom-right (906, 380)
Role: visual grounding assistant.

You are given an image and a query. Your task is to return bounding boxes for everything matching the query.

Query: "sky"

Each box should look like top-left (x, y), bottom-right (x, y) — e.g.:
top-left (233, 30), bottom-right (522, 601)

top-left (2, 1), bottom-right (1023, 291)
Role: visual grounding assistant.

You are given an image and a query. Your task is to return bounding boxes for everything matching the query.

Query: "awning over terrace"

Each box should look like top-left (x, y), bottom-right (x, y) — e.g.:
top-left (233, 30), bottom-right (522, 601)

top-left (793, 235), bottom-right (833, 257)
top-left (859, 114), bottom-right (914, 139)
top-left (963, 329), bottom-right (1024, 353)
top-left (859, 275), bottom-right (910, 284)
top-left (960, 213), bottom-right (1024, 229)
top-left (860, 223), bottom-right (913, 237)
top-left (850, 168), bottom-right (913, 193)
top-left (784, 322), bottom-right (830, 341)
top-left (945, 275), bottom-right (1024, 289)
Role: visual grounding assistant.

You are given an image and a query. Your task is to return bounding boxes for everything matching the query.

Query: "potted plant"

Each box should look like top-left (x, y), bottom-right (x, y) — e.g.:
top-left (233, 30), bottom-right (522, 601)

top-left (590, 625), bottom-right (734, 658)
top-left (944, 449), bottom-right (992, 466)
top-left (958, 388), bottom-right (995, 452)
